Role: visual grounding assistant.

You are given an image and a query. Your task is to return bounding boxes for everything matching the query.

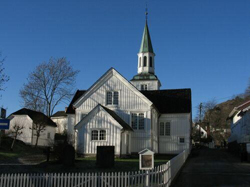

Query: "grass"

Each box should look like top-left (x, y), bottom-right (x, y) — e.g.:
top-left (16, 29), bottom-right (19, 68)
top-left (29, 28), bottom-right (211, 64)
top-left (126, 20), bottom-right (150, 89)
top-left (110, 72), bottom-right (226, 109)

top-left (0, 137), bottom-right (175, 173)
top-left (0, 136), bottom-right (43, 161)
top-left (37, 155), bottom-right (174, 173)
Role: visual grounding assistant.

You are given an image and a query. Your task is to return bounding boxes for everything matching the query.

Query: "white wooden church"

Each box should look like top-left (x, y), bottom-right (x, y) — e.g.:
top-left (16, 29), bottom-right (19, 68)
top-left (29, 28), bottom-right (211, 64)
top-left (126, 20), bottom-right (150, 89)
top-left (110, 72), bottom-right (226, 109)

top-left (66, 20), bottom-right (192, 156)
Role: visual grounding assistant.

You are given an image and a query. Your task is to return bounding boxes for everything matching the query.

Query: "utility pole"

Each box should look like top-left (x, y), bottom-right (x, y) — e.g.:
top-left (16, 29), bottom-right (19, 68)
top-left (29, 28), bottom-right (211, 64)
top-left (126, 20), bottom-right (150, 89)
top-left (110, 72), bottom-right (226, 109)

top-left (199, 103), bottom-right (202, 142)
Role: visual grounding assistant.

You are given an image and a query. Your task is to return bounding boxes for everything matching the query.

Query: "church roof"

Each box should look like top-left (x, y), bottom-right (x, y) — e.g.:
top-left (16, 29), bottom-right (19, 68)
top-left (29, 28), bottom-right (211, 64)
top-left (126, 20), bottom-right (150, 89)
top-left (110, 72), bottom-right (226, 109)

top-left (141, 89), bottom-right (192, 114)
top-left (101, 105), bottom-right (133, 131)
top-left (51, 111), bottom-right (67, 117)
top-left (66, 90), bottom-right (86, 114)
top-left (139, 21), bottom-right (154, 53)
top-left (10, 108), bottom-right (57, 127)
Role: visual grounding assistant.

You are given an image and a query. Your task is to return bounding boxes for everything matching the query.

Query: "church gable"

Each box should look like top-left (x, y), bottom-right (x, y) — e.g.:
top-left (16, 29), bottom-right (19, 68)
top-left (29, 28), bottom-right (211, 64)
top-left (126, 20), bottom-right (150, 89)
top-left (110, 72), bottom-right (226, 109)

top-left (73, 68), bottom-right (152, 112)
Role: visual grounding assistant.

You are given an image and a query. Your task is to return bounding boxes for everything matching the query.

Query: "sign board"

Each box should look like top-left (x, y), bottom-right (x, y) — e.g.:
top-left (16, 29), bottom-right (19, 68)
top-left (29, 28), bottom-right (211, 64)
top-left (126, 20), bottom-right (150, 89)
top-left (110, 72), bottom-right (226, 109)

top-left (0, 119), bottom-right (10, 130)
top-left (247, 143), bottom-right (250, 154)
top-left (0, 108), bottom-right (6, 119)
top-left (139, 148), bottom-right (154, 170)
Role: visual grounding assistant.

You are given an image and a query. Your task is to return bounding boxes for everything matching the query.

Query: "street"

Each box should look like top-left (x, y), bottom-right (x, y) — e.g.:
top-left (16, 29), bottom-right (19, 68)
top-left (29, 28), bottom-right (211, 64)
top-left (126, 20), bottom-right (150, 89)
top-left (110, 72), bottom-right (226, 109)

top-left (172, 148), bottom-right (250, 187)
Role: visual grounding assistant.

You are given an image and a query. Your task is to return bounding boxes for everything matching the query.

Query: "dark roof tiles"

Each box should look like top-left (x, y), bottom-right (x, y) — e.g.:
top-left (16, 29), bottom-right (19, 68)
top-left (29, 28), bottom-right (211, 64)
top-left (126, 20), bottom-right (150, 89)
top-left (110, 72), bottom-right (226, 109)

top-left (141, 89), bottom-right (191, 114)
top-left (11, 108), bottom-right (57, 127)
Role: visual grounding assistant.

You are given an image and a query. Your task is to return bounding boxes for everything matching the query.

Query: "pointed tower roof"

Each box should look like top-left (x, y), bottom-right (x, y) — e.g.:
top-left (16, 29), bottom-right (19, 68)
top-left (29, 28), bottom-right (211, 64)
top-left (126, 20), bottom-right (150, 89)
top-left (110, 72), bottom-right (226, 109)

top-left (139, 21), bottom-right (154, 53)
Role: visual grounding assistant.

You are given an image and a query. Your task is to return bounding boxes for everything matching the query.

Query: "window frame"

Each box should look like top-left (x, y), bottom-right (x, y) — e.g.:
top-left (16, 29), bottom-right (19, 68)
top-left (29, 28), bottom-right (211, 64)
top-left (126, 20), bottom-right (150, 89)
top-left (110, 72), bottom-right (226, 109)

top-left (106, 91), bottom-right (119, 106)
top-left (143, 56), bottom-right (147, 67)
top-left (131, 112), bottom-right (145, 130)
top-left (91, 129), bottom-right (107, 141)
top-left (140, 84), bottom-right (148, 91)
top-left (150, 57), bottom-right (153, 67)
top-left (178, 137), bottom-right (185, 144)
top-left (159, 121), bottom-right (171, 136)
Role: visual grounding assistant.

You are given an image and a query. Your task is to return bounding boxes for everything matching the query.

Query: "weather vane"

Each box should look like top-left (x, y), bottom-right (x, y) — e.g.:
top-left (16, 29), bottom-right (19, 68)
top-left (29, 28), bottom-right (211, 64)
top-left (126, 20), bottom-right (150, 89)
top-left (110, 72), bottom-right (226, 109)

top-left (145, 1), bottom-right (148, 21)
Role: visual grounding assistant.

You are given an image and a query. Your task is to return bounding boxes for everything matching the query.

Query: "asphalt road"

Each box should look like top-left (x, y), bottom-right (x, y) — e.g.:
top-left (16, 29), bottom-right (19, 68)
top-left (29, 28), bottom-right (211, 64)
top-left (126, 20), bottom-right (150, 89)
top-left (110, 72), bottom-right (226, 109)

top-left (172, 148), bottom-right (250, 187)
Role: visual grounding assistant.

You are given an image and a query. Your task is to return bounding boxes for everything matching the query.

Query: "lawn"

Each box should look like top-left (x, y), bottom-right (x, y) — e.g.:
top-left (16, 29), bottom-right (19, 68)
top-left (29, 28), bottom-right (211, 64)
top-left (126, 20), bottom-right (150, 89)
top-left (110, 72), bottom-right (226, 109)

top-left (0, 136), bottom-right (44, 162)
top-left (0, 136), bottom-right (175, 173)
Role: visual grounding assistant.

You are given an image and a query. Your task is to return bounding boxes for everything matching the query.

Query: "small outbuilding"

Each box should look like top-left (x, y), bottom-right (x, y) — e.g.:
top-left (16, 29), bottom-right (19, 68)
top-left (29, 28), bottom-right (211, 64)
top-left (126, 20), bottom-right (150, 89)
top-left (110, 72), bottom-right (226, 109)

top-left (8, 108), bottom-right (57, 146)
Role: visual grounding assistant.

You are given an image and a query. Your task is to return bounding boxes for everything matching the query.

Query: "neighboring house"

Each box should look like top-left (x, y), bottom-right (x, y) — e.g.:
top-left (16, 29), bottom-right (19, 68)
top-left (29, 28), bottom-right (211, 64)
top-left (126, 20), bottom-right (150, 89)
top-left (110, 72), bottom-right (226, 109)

top-left (51, 110), bottom-right (67, 134)
top-left (194, 124), bottom-right (207, 139)
top-left (7, 108), bottom-right (57, 146)
top-left (228, 100), bottom-right (250, 144)
top-left (66, 21), bottom-right (192, 156)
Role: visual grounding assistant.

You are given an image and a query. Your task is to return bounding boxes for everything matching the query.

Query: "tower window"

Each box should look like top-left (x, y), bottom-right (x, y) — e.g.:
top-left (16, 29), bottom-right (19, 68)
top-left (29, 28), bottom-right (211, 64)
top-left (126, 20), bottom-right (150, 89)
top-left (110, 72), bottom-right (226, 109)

top-left (141, 84), bottom-right (148, 91)
top-left (150, 57), bottom-right (153, 67)
top-left (143, 56), bottom-right (147, 67)
top-left (139, 57), bottom-right (141, 67)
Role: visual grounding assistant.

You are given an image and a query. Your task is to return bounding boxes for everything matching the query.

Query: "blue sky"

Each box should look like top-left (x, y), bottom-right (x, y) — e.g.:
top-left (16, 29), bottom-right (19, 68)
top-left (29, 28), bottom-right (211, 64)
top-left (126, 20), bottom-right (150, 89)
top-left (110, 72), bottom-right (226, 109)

top-left (1, 0), bottom-right (250, 118)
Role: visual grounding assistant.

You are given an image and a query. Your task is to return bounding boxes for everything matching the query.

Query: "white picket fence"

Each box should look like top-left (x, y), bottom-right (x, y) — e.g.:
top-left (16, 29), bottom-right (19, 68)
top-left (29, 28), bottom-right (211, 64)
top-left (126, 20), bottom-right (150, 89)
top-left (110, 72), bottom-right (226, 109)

top-left (0, 149), bottom-right (189, 187)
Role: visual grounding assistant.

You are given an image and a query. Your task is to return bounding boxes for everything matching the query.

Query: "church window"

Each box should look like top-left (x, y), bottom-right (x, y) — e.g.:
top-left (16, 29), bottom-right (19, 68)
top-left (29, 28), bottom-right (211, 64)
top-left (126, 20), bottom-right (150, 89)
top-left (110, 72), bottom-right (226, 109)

top-left (113, 91), bottom-right (119, 105)
top-left (139, 57), bottom-right (141, 67)
top-left (106, 91), bottom-right (119, 105)
top-left (138, 113), bottom-right (144, 130)
top-left (91, 130), bottom-right (99, 140)
top-left (99, 130), bottom-right (106, 140)
top-left (150, 57), bottom-right (153, 67)
top-left (91, 130), bottom-right (106, 141)
top-left (131, 113), bottom-right (144, 130)
top-left (141, 84), bottom-right (148, 91)
top-left (107, 91), bottom-right (112, 105)
top-left (160, 122), bottom-right (171, 136)
top-left (143, 56), bottom-right (147, 67)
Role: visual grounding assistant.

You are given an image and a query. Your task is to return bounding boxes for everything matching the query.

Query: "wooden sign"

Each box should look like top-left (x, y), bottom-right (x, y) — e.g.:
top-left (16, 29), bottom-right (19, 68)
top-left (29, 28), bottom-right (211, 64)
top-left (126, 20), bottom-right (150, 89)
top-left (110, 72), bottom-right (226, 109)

top-left (139, 148), bottom-right (154, 170)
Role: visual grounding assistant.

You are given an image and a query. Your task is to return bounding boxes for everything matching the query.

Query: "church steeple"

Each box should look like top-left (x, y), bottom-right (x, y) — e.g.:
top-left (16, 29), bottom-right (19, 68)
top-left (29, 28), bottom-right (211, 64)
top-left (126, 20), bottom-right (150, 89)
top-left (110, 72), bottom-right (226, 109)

top-left (137, 19), bottom-right (155, 75)
top-left (139, 21), bottom-right (154, 54)
top-left (130, 11), bottom-right (161, 91)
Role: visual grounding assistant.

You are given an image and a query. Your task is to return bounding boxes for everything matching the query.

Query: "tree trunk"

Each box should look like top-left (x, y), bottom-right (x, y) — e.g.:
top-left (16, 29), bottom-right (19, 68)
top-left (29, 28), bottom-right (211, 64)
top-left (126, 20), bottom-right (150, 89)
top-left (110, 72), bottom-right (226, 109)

top-left (35, 135), bottom-right (39, 147)
top-left (11, 136), bottom-right (17, 151)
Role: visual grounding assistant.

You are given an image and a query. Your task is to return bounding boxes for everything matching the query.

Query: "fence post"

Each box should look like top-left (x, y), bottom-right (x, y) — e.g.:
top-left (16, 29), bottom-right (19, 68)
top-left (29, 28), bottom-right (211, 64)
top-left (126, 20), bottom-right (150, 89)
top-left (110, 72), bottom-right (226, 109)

top-left (145, 170), bottom-right (149, 187)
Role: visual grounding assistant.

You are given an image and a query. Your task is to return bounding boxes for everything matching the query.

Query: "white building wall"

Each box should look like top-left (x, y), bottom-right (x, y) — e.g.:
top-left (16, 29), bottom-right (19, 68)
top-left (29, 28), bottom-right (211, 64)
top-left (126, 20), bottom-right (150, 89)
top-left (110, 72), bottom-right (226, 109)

top-left (31, 125), bottom-right (56, 146)
top-left (151, 107), bottom-right (159, 153)
top-left (51, 117), bottom-right (67, 134)
top-left (76, 109), bottom-right (123, 155)
top-left (8, 115), bottom-right (56, 146)
top-left (159, 113), bottom-right (191, 154)
top-left (8, 115), bottom-right (33, 144)
top-left (67, 114), bottom-right (76, 141)
top-left (130, 80), bottom-right (160, 91)
top-left (74, 75), bottom-right (152, 153)
top-left (76, 76), bottom-right (150, 121)
top-left (230, 111), bottom-right (250, 143)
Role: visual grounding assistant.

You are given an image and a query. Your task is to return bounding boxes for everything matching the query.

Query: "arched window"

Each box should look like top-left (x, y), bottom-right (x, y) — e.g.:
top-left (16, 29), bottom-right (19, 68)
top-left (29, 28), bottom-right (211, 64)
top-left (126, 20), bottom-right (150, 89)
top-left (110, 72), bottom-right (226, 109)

top-left (150, 57), bottom-right (153, 67)
top-left (143, 56), bottom-right (147, 67)
top-left (139, 57), bottom-right (141, 67)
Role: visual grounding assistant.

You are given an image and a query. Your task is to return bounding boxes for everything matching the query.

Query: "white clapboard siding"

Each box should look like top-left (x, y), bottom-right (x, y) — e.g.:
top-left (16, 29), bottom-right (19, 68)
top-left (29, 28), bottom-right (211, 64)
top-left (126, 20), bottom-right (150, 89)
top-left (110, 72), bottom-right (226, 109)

top-left (159, 114), bottom-right (191, 154)
top-left (77, 76), bottom-right (150, 118)
top-left (0, 150), bottom-right (189, 187)
top-left (77, 109), bottom-right (122, 155)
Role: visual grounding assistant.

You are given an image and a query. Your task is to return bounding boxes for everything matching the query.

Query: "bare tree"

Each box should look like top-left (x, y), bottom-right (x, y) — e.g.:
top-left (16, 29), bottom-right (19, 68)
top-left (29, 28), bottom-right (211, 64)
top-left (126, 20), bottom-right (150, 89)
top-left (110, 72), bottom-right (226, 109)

top-left (0, 53), bottom-right (9, 93)
top-left (10, 122), bottom-right (24, 150)
top-left (30, 121), bottom-right (46, 147)
top-left (20, 57), bottom-right (79, 116)
top-left (245, 78), bottom-right (250, 97)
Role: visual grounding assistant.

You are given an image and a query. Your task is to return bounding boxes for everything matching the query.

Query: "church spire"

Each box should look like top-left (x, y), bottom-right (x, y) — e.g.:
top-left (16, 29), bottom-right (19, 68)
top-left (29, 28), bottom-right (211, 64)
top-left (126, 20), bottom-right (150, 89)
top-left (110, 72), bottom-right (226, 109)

top-left (130, 8), bottom-right (161, 90)
top-left (139, 21), bottom-right (154, 53)
top-left (139, 7), bottom-right (154, 53)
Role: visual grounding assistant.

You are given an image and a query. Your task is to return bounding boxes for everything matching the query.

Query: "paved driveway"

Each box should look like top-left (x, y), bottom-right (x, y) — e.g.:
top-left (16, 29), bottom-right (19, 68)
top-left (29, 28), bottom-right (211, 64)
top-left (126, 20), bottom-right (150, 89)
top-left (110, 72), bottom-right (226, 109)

top-left (172, 148), bottom-right (250, 187)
